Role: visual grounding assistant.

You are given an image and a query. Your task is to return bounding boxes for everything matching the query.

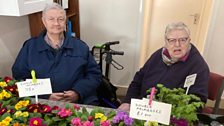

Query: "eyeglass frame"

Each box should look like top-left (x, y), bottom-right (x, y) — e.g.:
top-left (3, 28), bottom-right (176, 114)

top-left (44, 17), bottom-right (66, 23)
top-left (165, 37), bottom-right (190, 45)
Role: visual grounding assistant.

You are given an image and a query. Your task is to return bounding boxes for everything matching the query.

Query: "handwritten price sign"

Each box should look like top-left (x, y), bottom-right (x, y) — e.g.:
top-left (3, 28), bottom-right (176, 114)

top-left (16, 79), bottom-right (52, 97)
top-left (130, 98), bottom-right (172, 125)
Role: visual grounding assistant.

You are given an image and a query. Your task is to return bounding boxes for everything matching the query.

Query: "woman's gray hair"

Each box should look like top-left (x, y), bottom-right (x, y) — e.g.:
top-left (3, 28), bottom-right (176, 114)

top-left (42, 2), bottom-right (66, 18)
top-left (165, 22), bottom-right (190, 38)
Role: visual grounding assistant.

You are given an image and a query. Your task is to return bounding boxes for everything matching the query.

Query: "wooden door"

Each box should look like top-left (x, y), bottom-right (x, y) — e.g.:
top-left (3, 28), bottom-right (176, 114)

top-left (146, 0), bottom-right (211, 57)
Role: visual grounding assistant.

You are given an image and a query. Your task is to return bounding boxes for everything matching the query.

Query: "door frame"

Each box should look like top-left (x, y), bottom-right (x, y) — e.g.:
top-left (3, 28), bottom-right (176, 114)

top-left (136, 0), bottom-right (213, 67)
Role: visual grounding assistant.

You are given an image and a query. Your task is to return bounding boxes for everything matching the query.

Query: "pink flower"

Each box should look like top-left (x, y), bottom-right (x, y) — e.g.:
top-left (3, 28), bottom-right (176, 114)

top-left (83, 121), bottom-right (94, 126)
top-left (58, 108), bottom-right (72, 118)
top-left (100, 120), bottom-right (110, 126)
top-left (29, 117), bottom-right (43, 126)
top-left (71, 118), bottom-right (82, 126)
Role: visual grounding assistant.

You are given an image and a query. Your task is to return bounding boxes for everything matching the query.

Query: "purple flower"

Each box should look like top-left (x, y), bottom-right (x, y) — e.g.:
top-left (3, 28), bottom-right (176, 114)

top-left (170, 117), bottom-right (188, 126)
top-left (123, 116), bottom-right (134, 126)
top-left (112, 111), bottom-right (134, 126)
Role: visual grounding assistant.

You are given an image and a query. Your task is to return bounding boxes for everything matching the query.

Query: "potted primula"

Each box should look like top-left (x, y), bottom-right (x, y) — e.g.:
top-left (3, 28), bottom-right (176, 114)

top-left (146, 84), bottom-right (204, 126)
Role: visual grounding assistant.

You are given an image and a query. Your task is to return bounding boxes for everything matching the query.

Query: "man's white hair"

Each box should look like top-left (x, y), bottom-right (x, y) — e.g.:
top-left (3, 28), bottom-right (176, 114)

top-left (42, 2), bottom-right (66, 19)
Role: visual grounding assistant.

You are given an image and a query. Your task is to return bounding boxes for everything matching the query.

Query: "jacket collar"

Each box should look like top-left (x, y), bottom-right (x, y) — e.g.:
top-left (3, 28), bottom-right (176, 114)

top-left (37, 30), bottom-right (73, 52)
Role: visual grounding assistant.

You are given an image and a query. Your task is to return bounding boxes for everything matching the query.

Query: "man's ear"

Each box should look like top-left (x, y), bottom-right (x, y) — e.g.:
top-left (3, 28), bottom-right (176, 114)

top-left (42, 17), bottom-right (46, 28)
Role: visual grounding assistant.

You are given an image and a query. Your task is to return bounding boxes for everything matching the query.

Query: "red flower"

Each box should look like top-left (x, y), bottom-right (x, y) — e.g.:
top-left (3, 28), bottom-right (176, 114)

top-left (27, 104), bottom-right (40, 113)
top-left (0, 108), bottom-right (7, 115)
top-left (52, 105), bottom-right (59, 110)
top-left (88, 116), bottom-right (94, 122)
top-left (4, 85), bottom-right (18, 96)
top-left (7, 109), bottom-right (15, 114)
top-left (73, 104), bottom-right (80, 111)
top-left (29, 117), bottom-right (44, 126)
top-left (4, 76), bottom-right (12, 83)
top-left (40, 105), bottom-right (51, 113)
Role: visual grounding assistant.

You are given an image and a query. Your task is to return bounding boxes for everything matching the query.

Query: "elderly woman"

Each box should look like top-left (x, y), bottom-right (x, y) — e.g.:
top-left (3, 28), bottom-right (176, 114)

top-left (119, 22), bottom-right (209, 111)
top-left (12, 3), bottom-right (101, 105)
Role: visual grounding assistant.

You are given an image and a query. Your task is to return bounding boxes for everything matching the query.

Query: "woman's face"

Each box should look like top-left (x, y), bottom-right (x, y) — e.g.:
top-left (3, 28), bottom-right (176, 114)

top-left (42, 9), bottom-right (66, 35)
top-left (165, 29), bottom-right (191, 60)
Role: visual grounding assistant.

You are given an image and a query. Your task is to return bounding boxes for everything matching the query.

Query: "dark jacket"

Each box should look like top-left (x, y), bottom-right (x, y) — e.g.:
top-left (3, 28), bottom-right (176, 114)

top-left (123, 44), bottom-right (209, 103)
top-left (12, 31), bottom-right (102, 105)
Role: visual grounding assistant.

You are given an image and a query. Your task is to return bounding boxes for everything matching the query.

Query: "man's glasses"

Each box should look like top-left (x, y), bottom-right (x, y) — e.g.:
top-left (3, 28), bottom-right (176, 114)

top-left (166, 37), bottom-right (189, 45)
top-left (45, 17), bottom-right (65, 23)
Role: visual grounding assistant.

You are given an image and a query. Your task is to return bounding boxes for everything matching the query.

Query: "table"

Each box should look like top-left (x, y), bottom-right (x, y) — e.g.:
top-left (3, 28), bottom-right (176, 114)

top-left (33, 99), bottom-right (224, 126)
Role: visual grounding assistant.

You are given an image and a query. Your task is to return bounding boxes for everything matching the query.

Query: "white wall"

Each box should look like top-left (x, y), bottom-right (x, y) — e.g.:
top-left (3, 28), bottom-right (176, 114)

top-left (203, 0), bottom-right (224, 98)
top-left (204, 0), bottom-right (224, 75)
top-left (0, 16), bottom-right (30, 77)
top-left (79, 0), bottom-right (142, 87)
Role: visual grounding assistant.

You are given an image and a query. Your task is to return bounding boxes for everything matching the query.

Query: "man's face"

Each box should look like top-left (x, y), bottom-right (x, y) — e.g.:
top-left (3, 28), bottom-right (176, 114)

top-left (165, 29), bottom-right (191, 60)
top-left (42, 9), bottom-right (66, 35)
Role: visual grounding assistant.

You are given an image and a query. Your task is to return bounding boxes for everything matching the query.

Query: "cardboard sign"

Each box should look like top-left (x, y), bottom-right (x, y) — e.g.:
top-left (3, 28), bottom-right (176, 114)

top-left (16, 78), bottom-right (52, 97)
top-left (130, 98), bottom-right (172, 125)
top-left (184, 74), bottom-right (197, 87)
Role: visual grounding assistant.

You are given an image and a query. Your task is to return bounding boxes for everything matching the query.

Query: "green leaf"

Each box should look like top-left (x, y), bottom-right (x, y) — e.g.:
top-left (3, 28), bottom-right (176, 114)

top-left (65, 103), bottom-right (70, 110)
top-left (0, 113), bottom-right (11, 120)
top-left (81, 114), bottom-right (88, 121)
top-left (58, 121), bottom-right (67, 126)
top-left (52, 116), bottom-right (63, 122)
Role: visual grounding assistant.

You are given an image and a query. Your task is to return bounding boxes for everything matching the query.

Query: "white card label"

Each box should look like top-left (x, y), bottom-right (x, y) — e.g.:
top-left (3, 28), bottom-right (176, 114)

top-left (16, 78), bottom-right (52, 97)
top-left (130, 98), bottom-right (172, 125)
top-left (184, 74), bottom-right (197, 87)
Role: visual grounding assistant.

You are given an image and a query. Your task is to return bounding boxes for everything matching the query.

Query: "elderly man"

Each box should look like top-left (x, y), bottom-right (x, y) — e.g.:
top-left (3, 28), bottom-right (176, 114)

top-left (119, 22), bottom-right (209, 111)
top-left (12, 3), bottom-right (101, 105)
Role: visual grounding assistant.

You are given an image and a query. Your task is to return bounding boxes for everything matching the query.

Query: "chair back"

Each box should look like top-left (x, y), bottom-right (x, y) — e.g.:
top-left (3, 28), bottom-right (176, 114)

top-left (207, 72), bottom-right (224, 114)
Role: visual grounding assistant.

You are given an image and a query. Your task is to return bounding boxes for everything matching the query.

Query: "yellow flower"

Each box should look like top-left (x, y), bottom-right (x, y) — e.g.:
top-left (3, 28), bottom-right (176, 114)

top-left (95, 113), bottom-right (107, 122)
top-left (0, 116), bottom-right (12, 126)
top-left (15, 104), bottom-right (23, 110)
top-left (144, 121), bottom-right (158, 126)
top-left (4, 92), bottom-right (11, 98)
top-left (95, 113), bottom-right (104, 119)
top-left (22, 111), bottom-right (29, 117)
top-left (4, 116), bottom-right (12, 122)
top-left (0, 94), bottom-right (3, 100)
top-left (0, 90), bottom-right (11, 99)
top-left (100, 115), bottom-right (107, 122)
top-left (0, 81), bottom-right (7, 87)
top-left (1, 120), bottom-right (10, 126)
top-left (14, 111), bottom-right (22, 117)
top-left (0, 121), bottom-right (8, 126)
top-left (15, 100), bottom-right (30, 110)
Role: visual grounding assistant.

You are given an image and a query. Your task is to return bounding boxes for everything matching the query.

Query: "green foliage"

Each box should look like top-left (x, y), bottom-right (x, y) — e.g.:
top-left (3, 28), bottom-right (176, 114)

top-left (147, 84), bottom-right (204, 125)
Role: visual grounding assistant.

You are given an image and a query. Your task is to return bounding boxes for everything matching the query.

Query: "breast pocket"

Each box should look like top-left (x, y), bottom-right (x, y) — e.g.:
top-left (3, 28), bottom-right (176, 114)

top-left (61, 54), bottom-right (87, 74)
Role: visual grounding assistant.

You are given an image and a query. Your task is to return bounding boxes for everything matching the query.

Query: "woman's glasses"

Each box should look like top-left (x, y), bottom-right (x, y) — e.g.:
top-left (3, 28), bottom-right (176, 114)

top-left (166, 37), bottom-right (189, 45)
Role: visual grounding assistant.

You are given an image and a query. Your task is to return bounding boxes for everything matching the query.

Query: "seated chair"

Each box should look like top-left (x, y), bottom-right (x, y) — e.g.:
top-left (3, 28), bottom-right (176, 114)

top-left (202, 72), bottom-right (224, 114)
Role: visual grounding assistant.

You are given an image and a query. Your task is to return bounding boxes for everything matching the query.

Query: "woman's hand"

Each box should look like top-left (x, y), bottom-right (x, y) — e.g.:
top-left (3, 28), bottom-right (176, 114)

top-left (118, 103), bottom-right (130, 111)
